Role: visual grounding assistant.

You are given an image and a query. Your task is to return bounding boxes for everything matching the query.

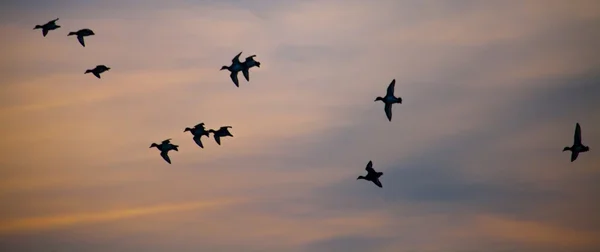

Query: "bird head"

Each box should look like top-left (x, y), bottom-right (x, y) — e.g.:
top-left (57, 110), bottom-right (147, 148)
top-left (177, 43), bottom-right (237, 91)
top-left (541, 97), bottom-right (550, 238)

top-left (67, 31), bottom-right (77, 36)
top-left (357, 176), bottom-right (366, 180)
top-left (563, 146), bottom-right (571, 152)
top-left (220, 66), bottom-right (228, 71)
top-left (184, 127), bottom-right (192, 132)
top-left (374, 97), bottom-right (383, 102)
top-left (149, 143), bottom-right (159, 148)
top-left (34, 25), bottom-right (43, 29)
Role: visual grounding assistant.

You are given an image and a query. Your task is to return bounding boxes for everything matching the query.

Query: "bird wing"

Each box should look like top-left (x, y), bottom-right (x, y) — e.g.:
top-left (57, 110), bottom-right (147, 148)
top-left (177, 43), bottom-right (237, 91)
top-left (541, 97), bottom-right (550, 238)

top-left (193, 135), bottom-right (204, 148)
top-left (246, 55), bottom-right (256, 61)
top-left (213, 135), bottom-right (222, 145)
top-left (77, 35), bottom-right (86, 47)
top-left (384, 103), bottom-right (393, 121)
top-left (571, 151), bottom-right (579, 162)
top-left (93, 72), bottom-right (101, 79)
top-left (162, 138), bottom-right (172, 144)
top-left (232, 51), bottom-right (243, 64)
top-left (372, 179), bottom-right (383, 188)
top-left (574, 123), bottom-right (582, 145)
top-left (160, 151), bottom-right (172, 164)
top-left (242, 67), bottom-right (250, 81)
top-left (230, 71), bottom-right (240, 87)
top-left (50, 18), bottom-right (59, 23)
top-left (386, 79), bottom-right (396, 97)
top-left (42, 29), bottom-right (49, 37)
top-left (365, 161), bottom-right (375, 173)
top-left (194, 123), bottom-right (205, 128)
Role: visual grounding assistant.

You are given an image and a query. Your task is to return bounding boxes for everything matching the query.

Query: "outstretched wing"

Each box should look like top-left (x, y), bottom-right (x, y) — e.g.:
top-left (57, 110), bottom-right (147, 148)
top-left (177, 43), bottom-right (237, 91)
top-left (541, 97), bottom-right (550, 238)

top-left (193, 135), bottom-right (204, 148)
top-left (93, 72), bottom-right (101, 79)
top-left (162, 138), bottom-right (172, 144)
top-left (194, 123), bottom-right (205, 129)
top-left (160, 151), bottom-right (172, 164)
top-left (372, 179), bottom-right (383, 188)
top-left (214, 135), bottom-right (222, 145)
top-left (230, 71), bottom-right (239, 87)
top-left (384, 103), bottom-right (393, 121)
top-left (574, 123), bottom-right (582, 145)
top-left (42, 29), bottom-right (49, 37)
top-left (50, 18), bottom-right (59, 23)
top-left (571, 151), bottom-right (579, 162)
top-left (232, 51), bottom-right (243, 64)
top-left (242, 67), bottom-right (250, 81)
top-left (386, 79), bottom-right (396, 97)
top-left (77, 35), bottom-right (86, 47)
top-left (246, 55), bottom-right (256, 61)
top-left (365, 161), bottom-right (375, 173)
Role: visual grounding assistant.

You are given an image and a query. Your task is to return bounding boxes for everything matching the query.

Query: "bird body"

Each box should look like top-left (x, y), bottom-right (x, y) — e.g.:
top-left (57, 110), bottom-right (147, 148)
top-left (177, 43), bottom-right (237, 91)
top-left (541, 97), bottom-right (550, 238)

top-left (208, 126), bottom-right (234, 145)
top-left (85, 65), bottom-right (110, 79)
top-left (357, 160), bottom-right (383, 188)
top-left (150, 139), bottom-right (179, 164)
top-left (34, 18), bottom-right (60, 37)
top-left (375, 79), bottom-right (402, 121)
top-left (184, 123), bottom-right (210, 148)
top-left (563, 123), bottom-right (590, 162)
top-left (68, 28), bottom-right (95, 47)
top-left (221, 52), bottom-right (260, 87)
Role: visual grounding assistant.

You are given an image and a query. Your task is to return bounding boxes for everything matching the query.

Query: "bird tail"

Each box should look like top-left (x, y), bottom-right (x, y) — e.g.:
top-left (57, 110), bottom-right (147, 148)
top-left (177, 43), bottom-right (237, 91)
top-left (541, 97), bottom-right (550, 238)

top-left (67, 31), bottom-right (77, 36)
top-left (173, 145), bottom-right (179, 151)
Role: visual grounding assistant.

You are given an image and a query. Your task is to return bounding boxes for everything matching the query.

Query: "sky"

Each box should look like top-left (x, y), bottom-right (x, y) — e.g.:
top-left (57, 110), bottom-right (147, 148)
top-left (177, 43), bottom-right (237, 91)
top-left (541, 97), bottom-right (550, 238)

top-left (1, 0), bottom-right (600, 251)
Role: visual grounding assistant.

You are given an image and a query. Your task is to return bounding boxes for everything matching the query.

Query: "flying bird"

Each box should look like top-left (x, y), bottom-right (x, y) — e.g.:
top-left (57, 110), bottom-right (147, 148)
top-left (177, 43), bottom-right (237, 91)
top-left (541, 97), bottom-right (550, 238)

top-left (68, 28), bottom-right (95, 47)
top-left (241, 54), bottom-right (261, 82)
top-left (34, 18), bottom-right (60, 37)
top-left (374, 79), bottom-right (402, 121)
top-left (184, 122), bottom-right (211, 148)
top-left (149, 138), bottom-right (179, 164)
top-left (563, 123), bottom-right (590, 162)
top-left (357, 160), bottom-right (383, 188)
top-left (208, 126), bottom-right (234, 145)
top-left (220, 52), bottom-right (246, 87)
top-left (84, 65), bottom-right (110, 79)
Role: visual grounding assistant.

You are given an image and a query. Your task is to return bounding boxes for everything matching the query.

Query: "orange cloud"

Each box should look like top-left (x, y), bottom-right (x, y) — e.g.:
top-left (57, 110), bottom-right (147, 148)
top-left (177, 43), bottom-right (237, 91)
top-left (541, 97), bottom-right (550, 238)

top-left (0, 198), bottom-right (242, 235)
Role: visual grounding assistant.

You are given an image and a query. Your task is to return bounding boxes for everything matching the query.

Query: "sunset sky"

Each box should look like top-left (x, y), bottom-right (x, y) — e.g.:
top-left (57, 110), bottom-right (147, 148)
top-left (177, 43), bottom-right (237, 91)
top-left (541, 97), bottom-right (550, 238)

top-left (1, 0), bottom-right (600, 251)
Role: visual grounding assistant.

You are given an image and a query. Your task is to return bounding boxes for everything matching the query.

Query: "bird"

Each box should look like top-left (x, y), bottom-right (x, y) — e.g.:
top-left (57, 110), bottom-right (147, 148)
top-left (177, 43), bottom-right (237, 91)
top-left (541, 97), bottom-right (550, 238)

top-left (149, 138), bottom-right (179, 164)
top-left (184, 123), bottom-right (211, 148)
top-left (33, 18), bottom-right (60, 37)
top-left (84, 65), bottom-right (110, 79)
top-left (374, 79), bottom-right (402, 121)
top-left (220, 52), bottom-right (246, 87)
top-left (208, 126), bottom-right (234, 145)
top-left (357, 160), bottom-right (383, 188)
top-left (563, 123), bottom-right (590, 162)
top-left (241, 54), bottom-right (261, 82)
top-left (67, 28), bottom-right (95, 47)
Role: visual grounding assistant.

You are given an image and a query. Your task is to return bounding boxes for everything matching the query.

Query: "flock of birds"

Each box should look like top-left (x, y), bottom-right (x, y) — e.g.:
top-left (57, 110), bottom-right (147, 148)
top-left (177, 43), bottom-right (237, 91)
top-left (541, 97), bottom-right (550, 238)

top-left (34, 17), bottom-right (590, 189)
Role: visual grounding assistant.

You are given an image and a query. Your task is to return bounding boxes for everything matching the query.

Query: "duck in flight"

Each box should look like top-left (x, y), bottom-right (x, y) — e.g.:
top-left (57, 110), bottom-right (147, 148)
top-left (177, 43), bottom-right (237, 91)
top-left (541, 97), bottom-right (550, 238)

top-left (374, 79), bottom-right (402, 121)
top-left (184, 122), bottom-right (211, 148)
top-left (220, 52), bottom-right (246, 87)
top-left (563, 123), bottom-right (590, 162)
top-left (241, 54), bottom-right (261, 82)
top-left (68, 28), bottom-right (95, 47)
top-left (34, 18), bottom-right (60, 37)
top-left (85, 65), bottom-right (110, 79)
top-left (357, 160), bottom-right (383, 188)
top-left (149, 138), bottom-right (179, 164)
top-left (208, 126), bottom-right (234, 145)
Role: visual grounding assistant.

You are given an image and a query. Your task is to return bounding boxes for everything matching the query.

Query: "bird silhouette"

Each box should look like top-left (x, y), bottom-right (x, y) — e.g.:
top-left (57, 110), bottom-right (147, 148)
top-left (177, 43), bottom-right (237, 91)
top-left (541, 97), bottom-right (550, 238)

top-left (357, 160), bottom-right (383, 188)
top-left (34, 18), bottom-right (60, 37)
top-left (149, 139), bottom-right (179, 164)
top-left (374, 79), bottom-right (402, 121)
top-left (563, 123), bottom-right (590, 162)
